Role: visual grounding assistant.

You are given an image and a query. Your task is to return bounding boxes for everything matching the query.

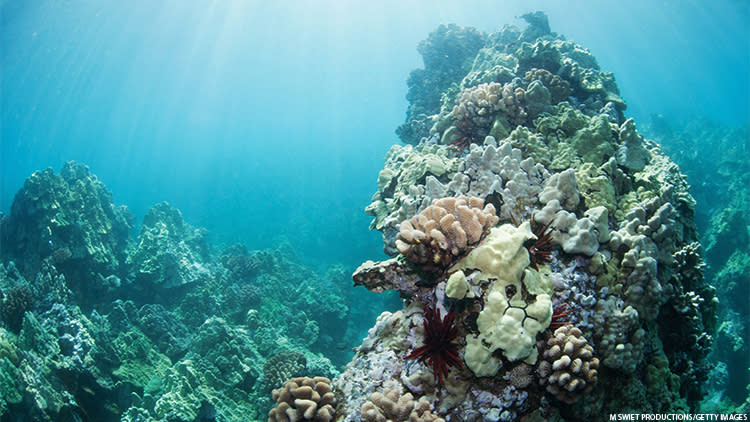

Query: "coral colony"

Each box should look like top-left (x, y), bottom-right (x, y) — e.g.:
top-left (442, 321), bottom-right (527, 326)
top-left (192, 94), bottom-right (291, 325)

top-left (333, 12), bottom-right (714, 421)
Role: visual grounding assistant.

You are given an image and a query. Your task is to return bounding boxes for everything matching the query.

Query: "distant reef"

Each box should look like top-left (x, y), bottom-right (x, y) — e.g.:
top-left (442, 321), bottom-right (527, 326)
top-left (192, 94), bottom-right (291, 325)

top-left (646, 117), bottom-right (750, 413)
top-left (0, 161), bottom-right (377, 420)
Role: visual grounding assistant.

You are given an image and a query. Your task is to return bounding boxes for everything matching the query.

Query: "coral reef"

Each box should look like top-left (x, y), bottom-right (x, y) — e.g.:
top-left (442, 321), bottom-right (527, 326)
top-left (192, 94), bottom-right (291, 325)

top-left (126, 202), bottom-right (212, 301)
top-left (342, 12), bottom-right (715, 420)
top-left (645, 117), bottom-right (749, 410)
top-left (397, 24), bottom-right (487, 144)
top-left (0, 161), bottom-right (132, 304)
top-left (0, 163), bottom-right (380, 421)
top-left (0, 11), bottom-right (730, 421)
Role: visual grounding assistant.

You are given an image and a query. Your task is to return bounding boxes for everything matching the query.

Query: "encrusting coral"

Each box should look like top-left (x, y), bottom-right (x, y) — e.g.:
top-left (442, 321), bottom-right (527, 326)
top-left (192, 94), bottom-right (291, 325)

top-left (537, 325), bottom-right (599, 404)
top-left (395, 196), bottom-right (498, 272)
top-left (268, 376), bottom-right (336, 422)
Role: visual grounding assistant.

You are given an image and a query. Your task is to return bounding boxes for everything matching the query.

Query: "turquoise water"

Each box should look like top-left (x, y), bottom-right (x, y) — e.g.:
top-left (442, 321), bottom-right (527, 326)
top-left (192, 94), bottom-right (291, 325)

top-left (1, 1), bottom-right (749, 419)
top-left (3, 0), bottom-right (748, 266)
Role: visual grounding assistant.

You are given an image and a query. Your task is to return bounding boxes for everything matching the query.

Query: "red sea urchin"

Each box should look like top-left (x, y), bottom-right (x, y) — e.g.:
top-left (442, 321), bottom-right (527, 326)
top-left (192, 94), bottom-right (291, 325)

top-left (449, 117), bottom-right (481, 152)
top-left (526, 215), bottom-right (557, 270)
top-left (404, 304), bottom-right (463, 385)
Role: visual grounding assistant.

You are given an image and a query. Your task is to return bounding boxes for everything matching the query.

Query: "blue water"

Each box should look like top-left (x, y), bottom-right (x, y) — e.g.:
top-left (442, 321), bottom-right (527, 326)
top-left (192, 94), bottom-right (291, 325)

top-left (2, 0), bottom-right (748, 269)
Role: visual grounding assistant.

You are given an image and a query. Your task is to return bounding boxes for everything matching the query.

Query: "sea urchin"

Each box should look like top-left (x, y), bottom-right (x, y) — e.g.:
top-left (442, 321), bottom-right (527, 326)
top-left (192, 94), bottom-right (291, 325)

top-left (404, 304), bottom-right (463, 385)
top-left (525, 214), bottom-right (557, 270)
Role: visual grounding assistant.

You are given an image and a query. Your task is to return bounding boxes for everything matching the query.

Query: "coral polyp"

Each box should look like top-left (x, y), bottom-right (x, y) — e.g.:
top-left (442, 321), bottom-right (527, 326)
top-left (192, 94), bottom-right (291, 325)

top-left (404, 304), bottom-right (463, 385)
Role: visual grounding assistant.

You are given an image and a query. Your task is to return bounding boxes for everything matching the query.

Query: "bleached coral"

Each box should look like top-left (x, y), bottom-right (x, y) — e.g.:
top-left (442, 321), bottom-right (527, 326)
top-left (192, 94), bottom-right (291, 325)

top-left (616, 118), bottom-right (650, 172)
top-left (444, 137), bottom-right (549, 220)
top-left (368, 137), bottom-right (550, 254)
top-left (451, 224), bottom-right (553, 374)
top-left (539, 168), bottom-right (580, 211)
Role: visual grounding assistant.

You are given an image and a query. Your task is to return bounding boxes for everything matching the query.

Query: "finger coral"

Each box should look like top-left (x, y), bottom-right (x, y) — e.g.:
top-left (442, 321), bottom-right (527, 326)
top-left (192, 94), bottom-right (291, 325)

top-left (537, 325), bottom-right (599, 404)
top-left (268, 376), bottom-right (336, 422)
top-left (448, 82), bottom-right (527, 150)
top-left (395, 196), bottom-right (498, 272)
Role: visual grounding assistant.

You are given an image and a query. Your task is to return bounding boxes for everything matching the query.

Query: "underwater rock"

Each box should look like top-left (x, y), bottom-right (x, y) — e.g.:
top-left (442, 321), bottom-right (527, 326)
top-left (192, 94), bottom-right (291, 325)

top-left (397, 24), bottom-right (487, 144)
top-left (0, 161), bottom-right (131, 304)
top-left (0, 166), bottom-right (357, 420)
top-left (126, 202), bottom-right (211, 301)
top-left (346, 12), bottom-right (715, 419)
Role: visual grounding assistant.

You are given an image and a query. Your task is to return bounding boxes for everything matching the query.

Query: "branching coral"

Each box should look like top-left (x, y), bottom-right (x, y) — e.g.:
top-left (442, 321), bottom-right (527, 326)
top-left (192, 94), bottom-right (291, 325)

top-left (361, 385), bottom-right (444, 422)
top-left (263, 350), bottom-right (307, 392)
